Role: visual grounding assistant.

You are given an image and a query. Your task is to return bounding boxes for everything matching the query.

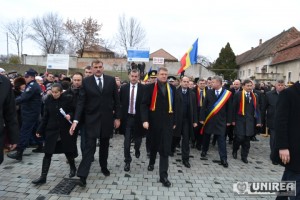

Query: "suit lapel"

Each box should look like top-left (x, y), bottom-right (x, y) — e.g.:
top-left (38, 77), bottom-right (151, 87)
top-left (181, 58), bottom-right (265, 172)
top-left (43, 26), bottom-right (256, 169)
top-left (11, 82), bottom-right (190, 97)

top-left (90, 76), bottom-right (101, 93)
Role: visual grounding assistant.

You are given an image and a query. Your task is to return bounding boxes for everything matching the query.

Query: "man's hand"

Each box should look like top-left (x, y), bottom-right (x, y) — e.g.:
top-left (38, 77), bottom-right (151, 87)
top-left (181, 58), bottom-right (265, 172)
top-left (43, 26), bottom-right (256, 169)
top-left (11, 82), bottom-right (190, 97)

top-left (9, 144), bottom-right (17, 151)
top-left (193, 123), bottom-right (198, 128)
top-left (232, 122), bottom-right (236, 126)
top-left (69, 122), bottom-right (77, 135)
top-left (200, 121), bottom-right (204, 124)
top-left (36, 133), bottom-right (41, 138)
top-left (279, 149), bottom-right (290, 165)
top-left (65, 114), bottom-right (71, 121)
top-left (114, 119), bottom-right (120, 129)
top-left (256, 124), bottom-right (262, 127)
top-left (173, 125), bottom-right (176, 129)
top-left (143, 122), bottom-right (149, 130)
top-left (226, 123), bottom-right (231, 126)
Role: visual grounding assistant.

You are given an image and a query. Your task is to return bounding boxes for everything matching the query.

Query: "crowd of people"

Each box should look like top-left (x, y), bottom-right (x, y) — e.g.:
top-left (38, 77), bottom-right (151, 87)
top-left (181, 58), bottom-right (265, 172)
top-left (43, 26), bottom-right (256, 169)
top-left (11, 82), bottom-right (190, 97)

top-left (0, 61), bottom-right (299, 198)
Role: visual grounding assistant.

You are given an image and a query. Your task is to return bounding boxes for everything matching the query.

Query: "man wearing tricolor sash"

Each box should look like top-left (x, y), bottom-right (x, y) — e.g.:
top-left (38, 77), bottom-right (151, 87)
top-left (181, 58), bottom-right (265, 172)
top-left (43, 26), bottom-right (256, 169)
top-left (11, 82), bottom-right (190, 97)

top-left (141, 67), bottom-right (176, 187)
top-left (199, 76), bottom-right (232, 168)
top-left (232, 79), bottom-right (261, 164)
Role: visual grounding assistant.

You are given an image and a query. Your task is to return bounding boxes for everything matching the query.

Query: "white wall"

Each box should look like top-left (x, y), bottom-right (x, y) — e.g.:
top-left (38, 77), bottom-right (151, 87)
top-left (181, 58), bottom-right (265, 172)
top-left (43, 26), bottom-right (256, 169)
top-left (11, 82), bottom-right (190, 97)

top-left (237, 57), bottom-right (272, 80)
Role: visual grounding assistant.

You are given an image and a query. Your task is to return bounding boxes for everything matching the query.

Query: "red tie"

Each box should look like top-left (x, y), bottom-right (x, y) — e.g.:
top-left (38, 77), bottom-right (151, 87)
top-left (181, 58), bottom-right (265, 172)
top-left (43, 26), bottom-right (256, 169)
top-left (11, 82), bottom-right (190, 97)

top-left (129, 85), bottom-right (135, 114)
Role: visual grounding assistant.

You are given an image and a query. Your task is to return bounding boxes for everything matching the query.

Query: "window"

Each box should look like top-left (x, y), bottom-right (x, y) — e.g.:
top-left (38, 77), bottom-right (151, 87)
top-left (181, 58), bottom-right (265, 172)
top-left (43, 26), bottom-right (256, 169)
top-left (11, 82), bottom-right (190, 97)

top-left (242, 70), bottom-right (245, 76)
top-left (248, 69), bottom-right (251, 76)
top-left (256, 67), bottom-right (259, 73)
top-left (288, 71), bottom-right (292, 82)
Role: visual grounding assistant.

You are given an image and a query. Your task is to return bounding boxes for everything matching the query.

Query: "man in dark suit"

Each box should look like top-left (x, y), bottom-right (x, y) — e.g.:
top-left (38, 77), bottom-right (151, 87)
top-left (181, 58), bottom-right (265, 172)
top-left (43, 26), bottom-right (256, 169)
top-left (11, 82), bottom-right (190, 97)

top-left (232, 79), bottom-right (261, 164)
top-left (263, 79), bottom-right (285, 165)
top-left (141, 67), bottom-right (176, 187)
top-left (120, 69), bottom-right (145, 172)
top-left (0, 74), bottom-right (19, 164)
top-left (70, 59), bottom-right (121, 187)
top-left (200, 76), bottom-right (232, 168)
top-left (274, 81), bottom-right (300, 199)
top-left (174, 76), bottom-right (198, 168)
top-left (227, 79), bottom-right (242, 144)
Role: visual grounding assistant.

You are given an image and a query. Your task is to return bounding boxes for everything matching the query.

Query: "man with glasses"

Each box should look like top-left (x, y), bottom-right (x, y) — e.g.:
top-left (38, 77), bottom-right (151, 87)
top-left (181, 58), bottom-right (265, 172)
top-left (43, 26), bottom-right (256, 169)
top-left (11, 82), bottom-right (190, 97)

top-left (8, 69), bottom-right (42, 161)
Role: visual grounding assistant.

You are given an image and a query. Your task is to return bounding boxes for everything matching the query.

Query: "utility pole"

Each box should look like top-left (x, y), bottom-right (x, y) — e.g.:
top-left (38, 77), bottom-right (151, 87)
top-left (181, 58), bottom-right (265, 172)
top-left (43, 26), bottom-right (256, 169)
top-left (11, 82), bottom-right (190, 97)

top-left (6, 32), bottom-right (9, 60)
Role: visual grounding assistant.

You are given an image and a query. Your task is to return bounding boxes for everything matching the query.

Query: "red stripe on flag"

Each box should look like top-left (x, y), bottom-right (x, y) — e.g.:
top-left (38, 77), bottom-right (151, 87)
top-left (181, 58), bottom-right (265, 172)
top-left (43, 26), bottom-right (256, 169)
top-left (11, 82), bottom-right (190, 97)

top-left (177, 53), bottom-right (188, 74)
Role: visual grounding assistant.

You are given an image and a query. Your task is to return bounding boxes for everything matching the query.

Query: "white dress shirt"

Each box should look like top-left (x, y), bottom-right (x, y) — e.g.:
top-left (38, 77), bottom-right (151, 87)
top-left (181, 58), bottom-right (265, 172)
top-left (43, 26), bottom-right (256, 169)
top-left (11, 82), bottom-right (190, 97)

top-left (94, 75), bottom-right (104, 88)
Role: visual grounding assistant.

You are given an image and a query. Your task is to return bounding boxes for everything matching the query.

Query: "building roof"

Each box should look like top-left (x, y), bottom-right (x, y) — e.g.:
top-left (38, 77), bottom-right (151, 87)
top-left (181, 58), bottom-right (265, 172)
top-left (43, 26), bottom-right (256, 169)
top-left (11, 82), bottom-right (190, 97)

top-left (150, 49), bottom-right (178, 62)
top-left (270, 38), bottom-right (300, 65)
top-left (236, 27), bottom-right (300, 66)
top-left (82, 45), bottom-right (114, 53)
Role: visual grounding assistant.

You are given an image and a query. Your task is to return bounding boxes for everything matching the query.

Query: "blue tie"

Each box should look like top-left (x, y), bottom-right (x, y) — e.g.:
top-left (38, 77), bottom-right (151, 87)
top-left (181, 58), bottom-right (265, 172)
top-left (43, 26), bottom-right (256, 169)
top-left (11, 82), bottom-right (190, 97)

top-left (216, 90), bottom-right (219, 97)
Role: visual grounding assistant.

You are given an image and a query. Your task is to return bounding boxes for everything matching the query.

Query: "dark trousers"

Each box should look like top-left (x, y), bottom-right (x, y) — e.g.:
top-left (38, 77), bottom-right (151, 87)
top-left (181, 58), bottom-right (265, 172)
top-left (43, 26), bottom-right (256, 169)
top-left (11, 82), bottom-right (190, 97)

top-left (124, 116), bottom-right (142, 163)
top-left (276, 168), bottom-right (300, 200)
top-left (233, 135), bottom-right (251, 159)
top-left (202, 134), bottom-right (227, 160)
top-left (80, 124), bottom-right (86, 155)
top-left (18, 120), bottom-right (40, 151)
top-left (181, 119), bottom-right (190, 161)
top-left (193, 122), bottom-right (203, 148)
top-left (146, 131), bottom-right (151, 154)
top-left (269, 128), bottom-right (275, 160)
top-left (226, 125), bottom-right (234, 142)
top-left (77, 136), bottom-right (110, 178)
top-left (171, 136), bottom-right (181, 153)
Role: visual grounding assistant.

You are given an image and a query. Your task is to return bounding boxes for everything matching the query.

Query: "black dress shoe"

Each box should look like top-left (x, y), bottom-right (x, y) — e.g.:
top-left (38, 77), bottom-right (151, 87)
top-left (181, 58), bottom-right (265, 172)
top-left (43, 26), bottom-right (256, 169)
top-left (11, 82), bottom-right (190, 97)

top-left (221, 160), bottom-right (228, 168)
top-left (148, 164), bottom-right (154, 171)
top-left (101, 168), bottom-right (110, 176)
top-left (272, 161), bottom-right (278, 165)
top-left (147, 152), bottom-right (150, 158)
top-left (160, 177), bottom-right (171, 187)
top-left (251, 136), bottom-right (259, 141)
top-left (7, 150), bottom-right (23, 161)
top-left (124, 163), bottom-right (130, 172)
top-left (32, 145), bottom-right (44, 153)
top-left (228, 140), bottom-right (233, 145)
top-left (78, 176), bottom-right (86, 187)
top-left (242, 158), bottom-right (248, 164)
top-left (232, 151), bottom-right (237, 159)
top-left (196, 145), bottom-right (202, 151)
top-left (183, 160), bottom-right (191, 168)
top-left (135, 150), bottom-right (140, 158)
top-left (201, 151), bottom-right (207, 158)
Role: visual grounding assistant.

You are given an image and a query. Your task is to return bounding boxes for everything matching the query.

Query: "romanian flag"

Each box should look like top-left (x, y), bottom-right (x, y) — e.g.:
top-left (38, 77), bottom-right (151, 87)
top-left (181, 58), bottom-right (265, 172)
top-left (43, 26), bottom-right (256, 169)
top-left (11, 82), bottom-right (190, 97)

top-left (177, 38), bottom-right (198, 74)
top-left (143, 66), bottom-right (152, 81)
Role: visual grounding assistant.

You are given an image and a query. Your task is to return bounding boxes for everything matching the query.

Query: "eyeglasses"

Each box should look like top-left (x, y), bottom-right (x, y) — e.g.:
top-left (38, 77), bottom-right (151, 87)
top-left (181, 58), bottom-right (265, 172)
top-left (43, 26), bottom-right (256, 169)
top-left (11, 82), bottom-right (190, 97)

top-left (24, 75), bottom-right (30, 78)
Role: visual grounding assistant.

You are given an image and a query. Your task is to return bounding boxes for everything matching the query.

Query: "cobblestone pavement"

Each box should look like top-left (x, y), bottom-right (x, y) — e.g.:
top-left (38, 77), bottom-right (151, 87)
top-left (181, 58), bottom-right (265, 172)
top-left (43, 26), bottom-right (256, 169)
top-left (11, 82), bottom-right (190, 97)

top-left (0, 134), bottom-right (283, 200)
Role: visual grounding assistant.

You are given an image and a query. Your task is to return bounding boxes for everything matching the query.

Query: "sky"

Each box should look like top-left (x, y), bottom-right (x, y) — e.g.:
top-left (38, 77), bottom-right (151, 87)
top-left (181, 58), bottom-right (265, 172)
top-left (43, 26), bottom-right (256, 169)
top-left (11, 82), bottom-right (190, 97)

top-left (0, 0), bottom-right (299, 62)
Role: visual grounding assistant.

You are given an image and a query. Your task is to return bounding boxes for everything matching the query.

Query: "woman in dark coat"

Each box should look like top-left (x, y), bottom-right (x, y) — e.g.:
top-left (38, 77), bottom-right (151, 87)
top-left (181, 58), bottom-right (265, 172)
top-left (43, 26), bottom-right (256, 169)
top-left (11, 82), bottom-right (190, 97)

top-left (32, 83), bottom-right (77, 185)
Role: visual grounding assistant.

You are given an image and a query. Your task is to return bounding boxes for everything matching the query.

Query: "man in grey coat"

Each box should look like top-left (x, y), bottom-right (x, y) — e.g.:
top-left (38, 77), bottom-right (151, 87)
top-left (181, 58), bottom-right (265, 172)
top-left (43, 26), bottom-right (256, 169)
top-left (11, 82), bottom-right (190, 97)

top-left (232, 79), bottom-right (261, 163)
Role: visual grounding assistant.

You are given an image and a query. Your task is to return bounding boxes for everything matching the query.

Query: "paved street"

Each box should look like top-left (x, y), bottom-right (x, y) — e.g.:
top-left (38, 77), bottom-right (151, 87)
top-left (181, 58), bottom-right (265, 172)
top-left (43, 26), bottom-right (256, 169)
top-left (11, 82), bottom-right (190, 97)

top-left (0, 134), bottom-right (283, 200)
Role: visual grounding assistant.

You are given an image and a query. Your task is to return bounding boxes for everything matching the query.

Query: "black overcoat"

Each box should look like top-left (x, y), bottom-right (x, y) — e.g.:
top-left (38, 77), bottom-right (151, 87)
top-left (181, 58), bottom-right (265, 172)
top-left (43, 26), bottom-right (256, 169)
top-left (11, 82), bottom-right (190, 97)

top-left (0, 75), bottom-right (19, 164)
top-left (263, 90), bottom-right (279, 129)
top-left (174, 87), bottom-right (198, 139)
top-left (232, 91), bottom-right (261, 136)
top-left (140, 82), bottom-right (176, 156)
top-left (37, 94), bottom-right (76, 154)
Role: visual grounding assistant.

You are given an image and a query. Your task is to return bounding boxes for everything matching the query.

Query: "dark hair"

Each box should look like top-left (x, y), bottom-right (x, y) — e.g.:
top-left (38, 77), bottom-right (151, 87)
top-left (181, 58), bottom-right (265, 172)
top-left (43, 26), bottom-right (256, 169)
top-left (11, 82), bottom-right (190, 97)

top-left (130, 69), bottom-right (139, 74)
top-left (91, 59), bottom-right (103, 67)
top-left (84, 65), bottom-right (91, 70)
top-left (62, 77), bottom-right (71, 82)
top-left (242, 79), bottom-right (252, 86)
top-left (51, 83), bottom-right (63, 92)
top-left (207, 77), bottom-right (212, 81)
top-left (72, 72), bottom-right (83, 79)
top-left (276, 79), bottom-right (284, 84)
top-left (157, 67), bottom-right (168, 73)
top-left (61, 81), bottom-right (70, 90)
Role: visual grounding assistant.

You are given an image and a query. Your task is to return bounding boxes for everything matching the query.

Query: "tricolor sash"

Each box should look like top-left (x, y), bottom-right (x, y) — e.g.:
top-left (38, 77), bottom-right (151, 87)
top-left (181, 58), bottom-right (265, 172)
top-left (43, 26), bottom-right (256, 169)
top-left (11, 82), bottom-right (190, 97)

top-left (150, 82), bottom-right (174, 113)
top-left (238, 90), bottom-right (258, 118)
top-left (197, 87), bottom-right (206, 107)
top-left (200, 89), bottom-right (232, 134)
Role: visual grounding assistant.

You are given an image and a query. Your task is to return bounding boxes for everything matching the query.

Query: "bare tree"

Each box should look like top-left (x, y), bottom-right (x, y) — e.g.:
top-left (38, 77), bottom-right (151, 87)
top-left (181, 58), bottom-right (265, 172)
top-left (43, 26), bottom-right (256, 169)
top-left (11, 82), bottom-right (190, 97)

top-left (28, 12), bottom-right (66, 54)
top-left (116, 14), bottom-right (147, 53)
top-left (65, 17), bottom-right (102, 57)
top-left (3, 18), bottom-right (28, 57)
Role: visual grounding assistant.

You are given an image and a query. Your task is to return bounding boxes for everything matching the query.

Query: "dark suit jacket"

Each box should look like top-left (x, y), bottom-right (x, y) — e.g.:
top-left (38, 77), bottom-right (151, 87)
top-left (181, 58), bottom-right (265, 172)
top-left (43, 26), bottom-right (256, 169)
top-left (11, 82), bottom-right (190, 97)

top-left (74, 74), bottom-right (121, 138)
top-left (274, 81), bottom-right (300, 173)
top-left (232, 91), bottom-right (261, 136)
top-left (200, 88), bottom-right (232, 135)
top-left (120, 83), bottom-right (145, 137)
top-left (141, 82), bottom-right (176, 156)
top-left (263, 90), bottom-right (279, 129)
top-left (174, 87), bottom-right (198, 138)
top-left (0, 75), bottom-right (19, 164)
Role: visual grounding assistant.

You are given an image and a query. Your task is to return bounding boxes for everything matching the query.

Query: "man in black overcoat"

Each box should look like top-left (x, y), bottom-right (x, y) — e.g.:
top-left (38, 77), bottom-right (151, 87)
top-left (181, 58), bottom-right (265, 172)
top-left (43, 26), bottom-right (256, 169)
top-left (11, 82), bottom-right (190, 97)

top-left (120, 69), bottom-right (145, 172)
top-left (274, 81), bottom-right (300, 199)
top-left (0, 74), bottom-right (19, 164)
top-left (70, 60), bottom-right (121, 187)
top-left (263, 79), bottom-right (285, 165)
top-left (174, 76), bottom-right (197, 168)
top-left (200, 76), bottom-right (232, 168)
top-left (232, 79), bottom-right (261, 164)
top-left (141, 67), bottom-right (176, 187)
